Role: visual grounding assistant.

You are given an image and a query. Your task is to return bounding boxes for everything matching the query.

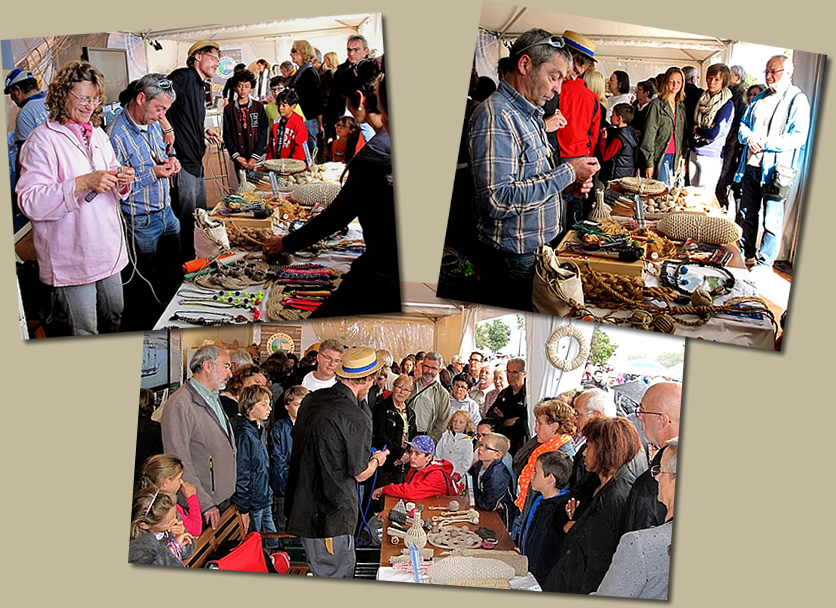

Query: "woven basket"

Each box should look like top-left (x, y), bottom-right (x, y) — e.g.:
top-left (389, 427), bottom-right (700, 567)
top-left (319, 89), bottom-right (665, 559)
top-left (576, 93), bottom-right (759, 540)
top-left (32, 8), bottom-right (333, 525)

top-left (256, 158), bottom-right (307, 175)
top-left (290, 182), bottom-right (342, 207)
top-left (656, 212), bottom-right (740, 245)
top-left (616, 176), bottom-right (667, 196)
top-left (427, 557), bottom-right (515, 585)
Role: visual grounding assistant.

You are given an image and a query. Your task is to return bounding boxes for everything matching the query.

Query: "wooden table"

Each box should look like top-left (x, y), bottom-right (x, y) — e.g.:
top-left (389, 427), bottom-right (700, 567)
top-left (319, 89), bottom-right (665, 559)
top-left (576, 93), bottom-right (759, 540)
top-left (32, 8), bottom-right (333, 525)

top-left (379, 495), bottom-right (516, 567)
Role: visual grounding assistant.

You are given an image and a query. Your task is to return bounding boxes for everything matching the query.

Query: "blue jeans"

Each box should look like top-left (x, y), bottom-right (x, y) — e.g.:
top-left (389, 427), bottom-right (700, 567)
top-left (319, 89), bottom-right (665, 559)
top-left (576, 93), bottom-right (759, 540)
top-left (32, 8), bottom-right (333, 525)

top-left (53, 272), bottom-right (123, 335)
top-left (304, 119), bottom-right (319, 160)
top-left (560, 156), bottom-right (584, 229)
top-left (171, 169), bottom-right (207, 262)
top-left (738, 165), bottom-right (784, 265)
top-left (658, 152), bottom-right (676, 187)
top-left (249, 506), bottom-right (279, 550)
top-left (123, 205), bottom-right (180, 256)
top-left (474, 242), bottom-right (537, 312)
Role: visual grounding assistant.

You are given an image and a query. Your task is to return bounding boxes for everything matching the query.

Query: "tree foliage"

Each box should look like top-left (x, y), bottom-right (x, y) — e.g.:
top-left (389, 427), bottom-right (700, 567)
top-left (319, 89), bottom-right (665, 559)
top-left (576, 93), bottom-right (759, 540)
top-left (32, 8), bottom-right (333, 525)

top-left (656, 351), bottom-right (684, 368)
top-left (475, 319), bottom-right (512, 353)
top-left (589, 325), bottom-right (618, 367)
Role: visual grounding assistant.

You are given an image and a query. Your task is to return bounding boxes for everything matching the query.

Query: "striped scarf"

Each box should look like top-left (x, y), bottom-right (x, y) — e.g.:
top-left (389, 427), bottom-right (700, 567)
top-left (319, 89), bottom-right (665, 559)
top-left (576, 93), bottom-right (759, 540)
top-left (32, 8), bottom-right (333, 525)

top-left (695, 88), bottom-right (732, 130)
top-left (514, 433), bottom-right (573, 511)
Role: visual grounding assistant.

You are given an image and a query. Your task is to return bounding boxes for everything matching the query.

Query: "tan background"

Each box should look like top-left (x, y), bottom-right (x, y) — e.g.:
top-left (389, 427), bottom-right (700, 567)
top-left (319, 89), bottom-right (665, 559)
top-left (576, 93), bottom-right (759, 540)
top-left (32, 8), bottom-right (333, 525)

top-left (1, 1), bottom-right (832, 605)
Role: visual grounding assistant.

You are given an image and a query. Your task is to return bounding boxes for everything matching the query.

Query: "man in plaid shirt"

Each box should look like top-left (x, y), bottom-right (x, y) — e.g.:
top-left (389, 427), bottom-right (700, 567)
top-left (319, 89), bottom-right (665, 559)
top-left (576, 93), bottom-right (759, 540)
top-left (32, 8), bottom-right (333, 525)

top-left (468, 28), bottom-right (599, 311)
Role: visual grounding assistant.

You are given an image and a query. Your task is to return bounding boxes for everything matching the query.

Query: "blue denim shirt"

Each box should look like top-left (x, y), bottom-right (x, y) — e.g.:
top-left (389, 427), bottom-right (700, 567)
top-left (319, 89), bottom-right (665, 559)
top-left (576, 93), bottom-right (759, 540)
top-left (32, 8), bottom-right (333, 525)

top-left (734, 84), bottom-right (810, 185)
top-left (469, 80), bottom-right (575, 254)
top-left (109, 109), bottom-right (172, 214)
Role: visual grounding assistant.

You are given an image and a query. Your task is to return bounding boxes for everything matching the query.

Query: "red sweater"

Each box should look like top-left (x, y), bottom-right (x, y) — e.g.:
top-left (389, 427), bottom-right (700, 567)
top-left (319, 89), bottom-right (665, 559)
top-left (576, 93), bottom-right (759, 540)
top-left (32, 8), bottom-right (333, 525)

top-left (381, 460), bottom-right (456, 500)
top-left (557, 78), bottom-right (601, 158)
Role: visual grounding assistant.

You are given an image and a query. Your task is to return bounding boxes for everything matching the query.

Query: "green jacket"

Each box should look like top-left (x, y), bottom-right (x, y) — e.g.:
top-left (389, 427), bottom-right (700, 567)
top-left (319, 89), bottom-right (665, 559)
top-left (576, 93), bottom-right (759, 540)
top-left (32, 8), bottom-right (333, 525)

top-left (639, 97), bottom-right (686, 177)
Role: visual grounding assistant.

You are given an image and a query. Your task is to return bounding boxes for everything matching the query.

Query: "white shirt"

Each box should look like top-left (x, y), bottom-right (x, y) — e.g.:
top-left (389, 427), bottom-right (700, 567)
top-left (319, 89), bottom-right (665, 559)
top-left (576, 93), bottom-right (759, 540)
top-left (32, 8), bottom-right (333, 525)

top-left (301, 371), bottom-right (337, 392)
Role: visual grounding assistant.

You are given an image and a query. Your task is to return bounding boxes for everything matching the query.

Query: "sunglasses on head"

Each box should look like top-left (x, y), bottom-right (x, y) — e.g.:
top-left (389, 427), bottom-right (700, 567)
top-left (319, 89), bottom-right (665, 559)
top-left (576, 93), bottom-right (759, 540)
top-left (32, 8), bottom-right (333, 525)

top-left (514, 35), bottom-right (565, 57)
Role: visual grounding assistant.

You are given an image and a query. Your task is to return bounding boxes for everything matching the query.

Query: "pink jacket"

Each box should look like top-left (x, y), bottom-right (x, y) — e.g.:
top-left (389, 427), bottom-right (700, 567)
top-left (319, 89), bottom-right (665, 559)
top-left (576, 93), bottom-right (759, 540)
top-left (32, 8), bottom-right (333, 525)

top-left (16, 120), bottom-right (128, 287)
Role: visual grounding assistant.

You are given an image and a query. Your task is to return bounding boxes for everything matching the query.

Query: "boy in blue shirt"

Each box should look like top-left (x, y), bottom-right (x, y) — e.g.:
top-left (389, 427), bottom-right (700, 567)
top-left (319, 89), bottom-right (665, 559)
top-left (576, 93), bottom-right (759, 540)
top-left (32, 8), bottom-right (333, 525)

top-left (519, 450), bottom-right (573, 585)
top-left (469, 432), bottom-right (517, 532)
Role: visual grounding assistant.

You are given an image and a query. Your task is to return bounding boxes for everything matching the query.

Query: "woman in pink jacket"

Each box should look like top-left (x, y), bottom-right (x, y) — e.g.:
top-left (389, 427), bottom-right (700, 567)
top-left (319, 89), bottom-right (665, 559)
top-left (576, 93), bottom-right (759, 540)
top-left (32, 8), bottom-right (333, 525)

top-left (17, 61), bottom-right (134, 335)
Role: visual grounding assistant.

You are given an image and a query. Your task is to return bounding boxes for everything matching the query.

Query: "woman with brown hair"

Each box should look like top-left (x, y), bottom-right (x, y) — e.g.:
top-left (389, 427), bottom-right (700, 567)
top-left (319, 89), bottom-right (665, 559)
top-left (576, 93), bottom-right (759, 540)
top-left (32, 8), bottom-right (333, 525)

top-left (544, 416), bottom-right (642, 594)
top-left (17, 60), bottom-right (135, 335)
top-left (219, 365), bottom-right (268, 420)
top-left (639, 66), bottom-right (686, 185)
top-left (689, 63), bottom-right (735, 194)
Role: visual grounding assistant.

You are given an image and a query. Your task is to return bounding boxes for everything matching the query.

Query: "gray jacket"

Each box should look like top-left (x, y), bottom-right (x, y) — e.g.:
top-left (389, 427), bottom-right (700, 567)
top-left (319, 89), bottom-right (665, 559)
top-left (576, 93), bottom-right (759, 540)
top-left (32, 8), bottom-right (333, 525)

top-left (161, 381), bottom-right (237, 511)
top-left (409, 379), bottom-right (450, 443)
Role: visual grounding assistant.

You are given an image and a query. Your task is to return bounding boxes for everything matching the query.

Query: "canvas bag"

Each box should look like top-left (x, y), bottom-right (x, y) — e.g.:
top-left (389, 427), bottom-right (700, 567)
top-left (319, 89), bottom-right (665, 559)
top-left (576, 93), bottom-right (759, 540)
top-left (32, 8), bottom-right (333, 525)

top-left (532, 245), bottom-right (585, 317)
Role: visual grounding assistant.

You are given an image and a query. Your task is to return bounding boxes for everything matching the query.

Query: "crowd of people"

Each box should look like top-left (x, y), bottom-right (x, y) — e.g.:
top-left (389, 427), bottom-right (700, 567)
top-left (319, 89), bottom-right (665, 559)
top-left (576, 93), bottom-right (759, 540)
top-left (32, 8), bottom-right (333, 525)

top-left (446, 27), bottom-right (811, 311)
top-left (8, 32), bottom-right (397, 334)
top-left (132, 341), bottom-right (681, 599)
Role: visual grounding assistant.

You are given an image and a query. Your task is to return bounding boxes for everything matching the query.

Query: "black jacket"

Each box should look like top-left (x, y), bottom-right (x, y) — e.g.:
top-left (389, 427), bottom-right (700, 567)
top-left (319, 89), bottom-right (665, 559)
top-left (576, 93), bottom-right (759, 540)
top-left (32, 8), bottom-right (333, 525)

top-left (620, 445), bottom-right (667, 535)
top-left (469, 458), bottom-right (518, 532)
top-left (166, 66), bottom-right (208, 177)
top-left (230, 415), bottom-right (273, 514)
top-left (544, 465), bottom-right (637, 594)
top-left (519, 491), bottom-right (572, 585)
top-left (485, 383), bottom-right (529, 456)
top-left (602, 125), bottom-right (639, 182)
top-left (372, 396), bottom-right (416, 486)
top-left (288, 63), bottom-right (322, 121)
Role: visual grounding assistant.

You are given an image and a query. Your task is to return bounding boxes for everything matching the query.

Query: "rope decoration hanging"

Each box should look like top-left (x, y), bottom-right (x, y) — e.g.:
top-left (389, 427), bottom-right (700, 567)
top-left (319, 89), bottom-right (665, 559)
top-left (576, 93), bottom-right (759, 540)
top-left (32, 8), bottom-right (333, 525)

top-left (545, 324), bottom-right (590, 371)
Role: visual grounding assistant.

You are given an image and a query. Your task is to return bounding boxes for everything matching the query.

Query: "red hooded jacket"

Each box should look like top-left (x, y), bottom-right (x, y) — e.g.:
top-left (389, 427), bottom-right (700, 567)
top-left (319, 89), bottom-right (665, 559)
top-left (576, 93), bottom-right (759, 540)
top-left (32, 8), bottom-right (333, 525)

top-left (381, 459), bottom-right (458, 500)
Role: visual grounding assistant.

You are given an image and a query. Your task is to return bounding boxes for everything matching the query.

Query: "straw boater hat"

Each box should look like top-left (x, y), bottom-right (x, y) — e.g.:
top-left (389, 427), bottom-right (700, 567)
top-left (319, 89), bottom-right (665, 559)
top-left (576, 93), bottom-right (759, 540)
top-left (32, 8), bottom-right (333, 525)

top-left (187, 40), bottom-right (220, 58)
top-left (335, 347), bottom-right (385, 379)
top-left (561, 30), bottom-right (597, 62)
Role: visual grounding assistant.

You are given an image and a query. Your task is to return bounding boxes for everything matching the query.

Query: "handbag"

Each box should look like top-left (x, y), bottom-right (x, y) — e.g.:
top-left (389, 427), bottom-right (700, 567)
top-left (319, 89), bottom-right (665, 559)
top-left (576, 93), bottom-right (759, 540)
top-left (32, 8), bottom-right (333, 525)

top-left (532, 245), bottom-right (585, 317)
top-left (205, 531), bottom-right (290, 573)
top-left (764, 162), bottom-right (797, 200)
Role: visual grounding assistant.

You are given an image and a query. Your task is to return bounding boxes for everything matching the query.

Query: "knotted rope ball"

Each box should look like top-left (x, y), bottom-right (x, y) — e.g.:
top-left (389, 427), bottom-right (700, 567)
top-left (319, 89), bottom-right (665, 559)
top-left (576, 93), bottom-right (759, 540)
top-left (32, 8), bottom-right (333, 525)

top-left (630, 309), bottom-right (653, 330)
top-left (652, 314), bottom-right (676, 334)
top-left (691, 289), bottom-right (713, 308)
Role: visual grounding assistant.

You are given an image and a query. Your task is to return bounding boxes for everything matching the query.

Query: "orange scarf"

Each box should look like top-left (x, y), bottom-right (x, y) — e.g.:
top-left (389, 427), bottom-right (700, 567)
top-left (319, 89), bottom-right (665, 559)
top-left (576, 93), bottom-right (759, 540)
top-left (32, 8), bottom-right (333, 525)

top-left (514, 433), bottom-right (572, 511)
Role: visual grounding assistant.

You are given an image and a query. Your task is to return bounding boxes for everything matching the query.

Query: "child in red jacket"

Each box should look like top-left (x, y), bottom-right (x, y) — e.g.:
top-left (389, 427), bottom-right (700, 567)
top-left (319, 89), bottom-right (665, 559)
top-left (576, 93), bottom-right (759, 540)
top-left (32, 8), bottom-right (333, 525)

top-left (372, 435), bottom-right (459, 501)
top-left (267, 89), bottom-right (308, 162)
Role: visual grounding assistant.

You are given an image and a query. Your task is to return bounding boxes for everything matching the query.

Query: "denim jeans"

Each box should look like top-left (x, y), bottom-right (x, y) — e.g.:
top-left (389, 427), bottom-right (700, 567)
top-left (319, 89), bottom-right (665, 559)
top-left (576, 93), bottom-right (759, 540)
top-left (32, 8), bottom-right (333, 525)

top-left (304, 118), bottom-right (319, 160)
top-left (171, 168), bottom-right (207, 262)
top-left (738, 165), bottom-right (784, 265)
top-left (473, 242), bottom-right (537, 312)
top-left (658, 152), bottom-right (676, 187)
top-left (124, 205), bottom-right (180, 256)
top-left (249, 506), bottom-right (279, 550)
top-left (53, 272), bottom-right (123, 335)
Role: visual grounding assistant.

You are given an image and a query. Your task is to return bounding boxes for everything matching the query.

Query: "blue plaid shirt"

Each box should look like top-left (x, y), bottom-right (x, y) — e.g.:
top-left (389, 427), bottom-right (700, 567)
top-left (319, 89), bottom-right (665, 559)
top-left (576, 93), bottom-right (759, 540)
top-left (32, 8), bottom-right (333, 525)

top-left (108, 110), bottom-right (171, 215)
top-left (469, 80), bottom-right (575, 254)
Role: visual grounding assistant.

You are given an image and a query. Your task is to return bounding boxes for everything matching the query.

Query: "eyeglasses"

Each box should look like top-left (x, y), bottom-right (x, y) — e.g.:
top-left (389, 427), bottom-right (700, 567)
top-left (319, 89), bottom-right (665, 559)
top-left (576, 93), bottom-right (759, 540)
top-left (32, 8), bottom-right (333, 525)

top-left (481, 445), bottom-right (501, 453)
top-left (514, 35), bottom-right (566, 57)
top-left (291, 48), bottom-right (298, 53)
top-left (636, 406), bottom-right (667, 419)
top-left (320, 354), bottom-right (342, 365)
top-left (650, 465), bottom-right (676, 480)
top-left (764, 68), bottom-right (785, 76)
top-left (335, 123), bottom-right (349, 129)
top-left (69, 90), bottom-right (103, 107)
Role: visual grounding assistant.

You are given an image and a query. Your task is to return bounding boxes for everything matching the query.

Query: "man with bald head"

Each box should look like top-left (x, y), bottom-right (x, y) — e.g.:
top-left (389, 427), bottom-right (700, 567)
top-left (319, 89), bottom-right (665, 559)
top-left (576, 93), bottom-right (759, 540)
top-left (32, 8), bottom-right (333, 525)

top-left (620, 381), bottom-right (682, 534)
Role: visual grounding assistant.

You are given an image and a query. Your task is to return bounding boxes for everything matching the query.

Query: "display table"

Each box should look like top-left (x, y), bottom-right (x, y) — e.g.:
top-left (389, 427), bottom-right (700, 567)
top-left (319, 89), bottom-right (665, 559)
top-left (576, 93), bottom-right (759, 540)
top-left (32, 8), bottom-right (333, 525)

top-left (376, 495), bottom-right (539, 590)
top-left (153, 220), bottom-right (363, 329)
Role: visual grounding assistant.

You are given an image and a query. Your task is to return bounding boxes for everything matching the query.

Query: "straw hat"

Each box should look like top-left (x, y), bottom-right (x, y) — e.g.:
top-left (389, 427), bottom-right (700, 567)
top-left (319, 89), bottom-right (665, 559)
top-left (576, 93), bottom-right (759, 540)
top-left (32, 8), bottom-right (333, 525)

top-left (562, 30), bottom-right (597, 62)
top-left (187, 40), bottom-right (220, 58)
top-left (335, 347), bottom-right (385, 379)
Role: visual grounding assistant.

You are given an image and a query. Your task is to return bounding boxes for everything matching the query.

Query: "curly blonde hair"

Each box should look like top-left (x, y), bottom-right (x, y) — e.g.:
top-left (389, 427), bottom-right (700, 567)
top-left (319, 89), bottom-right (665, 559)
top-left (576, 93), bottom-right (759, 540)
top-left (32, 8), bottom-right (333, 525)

top-left (448, 409), bottom-right (476, 434)
top-left (47, 61), bottom-right (106, 126)
top-left (292, 40), bottom-right (316, 64)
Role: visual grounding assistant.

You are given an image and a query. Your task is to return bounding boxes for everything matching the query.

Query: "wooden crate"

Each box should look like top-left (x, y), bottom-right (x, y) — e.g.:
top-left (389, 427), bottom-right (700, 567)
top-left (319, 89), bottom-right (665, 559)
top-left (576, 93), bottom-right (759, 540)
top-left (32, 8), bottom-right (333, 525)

top-left (556, 230), bottom-right (646, 279)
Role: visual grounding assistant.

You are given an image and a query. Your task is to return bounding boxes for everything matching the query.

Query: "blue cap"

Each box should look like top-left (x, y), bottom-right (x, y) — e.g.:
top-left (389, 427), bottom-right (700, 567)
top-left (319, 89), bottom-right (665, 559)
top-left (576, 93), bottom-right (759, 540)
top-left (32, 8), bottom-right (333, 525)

top-left (4, 68), bottom-right (36, 94)
top-left (406, 435), bottom-right (435, 455)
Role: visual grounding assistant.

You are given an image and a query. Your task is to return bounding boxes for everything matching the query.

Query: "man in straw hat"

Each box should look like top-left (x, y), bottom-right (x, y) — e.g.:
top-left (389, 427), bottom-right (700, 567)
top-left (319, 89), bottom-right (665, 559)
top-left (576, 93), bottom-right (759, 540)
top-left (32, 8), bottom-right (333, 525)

top-left (159, 40), bottom-right (223, 262)
top-left (466, 28), bottom-right (599, 312)
top-left (285, 346), bottom-right (390, 577)
top-left (552, 29), bottom-right (602, 226)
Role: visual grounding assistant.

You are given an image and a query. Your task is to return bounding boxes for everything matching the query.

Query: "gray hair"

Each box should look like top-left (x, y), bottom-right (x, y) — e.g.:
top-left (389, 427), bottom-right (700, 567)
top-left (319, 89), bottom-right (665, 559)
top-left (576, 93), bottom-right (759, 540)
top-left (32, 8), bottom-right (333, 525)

top-left (510, 28), bottom-right (572, 72)
top-left (319, 339), bottom-right (343, 355)
top-left (425, 351), bottom-right (444, 366)
top-left (134, 72), bottom-right (176, 103)
top-left (508, 357), bottom-right (526, 372)
top-left (682, 65), bottom-right (699, 83)
top-left (348, 34), bottom-right (368, 49)
top-left (229, 349), bottom-right (254, 367)
top-left (190, 345), bottom-right (223, 375)
top-left (578, 388), bottom-right (616, 417)
top-left (451, 354), bottom-right (463, 364)
top-left (666, 436), bottom-right (679, 474)
top-left (375, 349), bottom-right (394, 367)
top-left (730, 65), bottom-right (747, 81)
top-left (314, 47), bottom-right (323, 64)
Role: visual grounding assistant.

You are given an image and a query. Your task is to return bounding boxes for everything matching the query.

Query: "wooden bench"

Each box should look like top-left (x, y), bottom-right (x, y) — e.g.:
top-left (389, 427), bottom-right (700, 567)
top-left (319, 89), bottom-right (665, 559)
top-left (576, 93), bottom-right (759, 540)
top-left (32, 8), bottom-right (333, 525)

top-left (184, 505), bottom-right (308, 575)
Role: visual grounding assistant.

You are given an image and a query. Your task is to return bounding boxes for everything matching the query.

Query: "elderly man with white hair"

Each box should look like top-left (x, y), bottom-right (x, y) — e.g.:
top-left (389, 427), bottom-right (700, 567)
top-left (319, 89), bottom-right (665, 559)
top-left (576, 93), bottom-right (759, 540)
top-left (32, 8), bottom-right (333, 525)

top-left (161, 344), bottom-right (234, 530)
top-left (735, 54), bottom-right (810, 269)
top-left (567, 388), bottom-right (648, 516)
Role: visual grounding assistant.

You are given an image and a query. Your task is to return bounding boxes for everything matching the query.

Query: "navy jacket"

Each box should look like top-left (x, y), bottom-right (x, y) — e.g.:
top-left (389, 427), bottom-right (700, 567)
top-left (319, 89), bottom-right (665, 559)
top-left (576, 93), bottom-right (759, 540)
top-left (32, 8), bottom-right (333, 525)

top-left (231, 415), bottom-right (273, 514)
top-left (268, 417), bottom-right (293, 496)
top-left (469, 458), bottom-right (518, 531)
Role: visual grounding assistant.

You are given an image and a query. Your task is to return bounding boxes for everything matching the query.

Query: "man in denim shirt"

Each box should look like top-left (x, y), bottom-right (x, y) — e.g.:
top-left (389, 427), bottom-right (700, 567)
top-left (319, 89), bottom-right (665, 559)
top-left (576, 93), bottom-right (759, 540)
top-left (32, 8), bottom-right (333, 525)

top-left (109, 73), bottom-right (182, 329)
top-left (468, 29), bottom-right (599, 311)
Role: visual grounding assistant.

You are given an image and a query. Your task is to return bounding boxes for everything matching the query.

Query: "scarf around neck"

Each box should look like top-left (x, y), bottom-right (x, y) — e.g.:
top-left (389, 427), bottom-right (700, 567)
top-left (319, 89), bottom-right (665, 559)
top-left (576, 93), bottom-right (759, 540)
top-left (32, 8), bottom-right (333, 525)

top-left (695, 87), bottom-right (732, 129)
top-left (514, 433), bottom-right (572, 510)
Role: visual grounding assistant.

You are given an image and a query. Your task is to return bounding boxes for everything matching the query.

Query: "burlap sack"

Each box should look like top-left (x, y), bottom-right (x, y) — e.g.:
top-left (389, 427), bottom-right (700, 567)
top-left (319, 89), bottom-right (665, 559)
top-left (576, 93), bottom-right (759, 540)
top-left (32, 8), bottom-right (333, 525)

top-left (532, 245), bottom-right (585, 317)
